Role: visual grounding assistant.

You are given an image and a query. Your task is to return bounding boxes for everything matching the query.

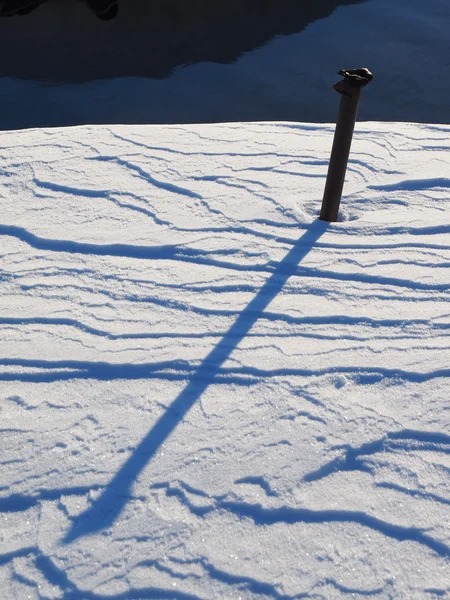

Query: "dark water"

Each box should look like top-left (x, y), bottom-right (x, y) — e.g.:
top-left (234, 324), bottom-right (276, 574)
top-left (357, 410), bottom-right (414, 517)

top-left (0, 0), bottom-right (365, 82)
top-left (2, 0), bottom-right (447, 129)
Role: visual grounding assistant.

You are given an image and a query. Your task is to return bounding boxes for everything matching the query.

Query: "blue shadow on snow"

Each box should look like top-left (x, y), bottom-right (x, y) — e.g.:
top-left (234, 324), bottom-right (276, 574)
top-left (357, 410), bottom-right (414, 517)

top-left (64, 220), bottom-right (328, 542)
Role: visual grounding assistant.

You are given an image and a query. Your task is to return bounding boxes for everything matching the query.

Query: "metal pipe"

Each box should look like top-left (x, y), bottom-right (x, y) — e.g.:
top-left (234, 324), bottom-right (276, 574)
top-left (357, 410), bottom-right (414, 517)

top-left (319, 68), bottom-right (373, 223)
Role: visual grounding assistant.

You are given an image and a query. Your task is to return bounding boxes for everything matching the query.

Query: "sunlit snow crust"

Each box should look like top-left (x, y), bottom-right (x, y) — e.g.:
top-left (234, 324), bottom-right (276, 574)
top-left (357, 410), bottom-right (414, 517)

top-left (1, 121), bottom-right (449, 598)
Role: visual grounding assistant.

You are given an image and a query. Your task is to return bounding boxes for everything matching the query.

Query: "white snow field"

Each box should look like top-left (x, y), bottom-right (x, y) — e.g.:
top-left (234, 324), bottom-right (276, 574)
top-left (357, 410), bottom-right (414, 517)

top-left (1, 121), bottom-right (450, 598)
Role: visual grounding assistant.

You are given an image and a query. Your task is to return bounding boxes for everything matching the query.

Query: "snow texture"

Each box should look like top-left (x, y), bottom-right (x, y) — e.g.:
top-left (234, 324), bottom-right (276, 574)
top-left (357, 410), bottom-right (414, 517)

top-left (1, 121), bottom-right (449, 598)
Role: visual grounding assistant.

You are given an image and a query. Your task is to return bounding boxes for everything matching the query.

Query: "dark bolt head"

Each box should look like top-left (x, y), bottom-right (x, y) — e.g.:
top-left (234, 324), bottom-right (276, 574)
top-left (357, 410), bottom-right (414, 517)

top-left (338, 68), bottom-right (374, 85)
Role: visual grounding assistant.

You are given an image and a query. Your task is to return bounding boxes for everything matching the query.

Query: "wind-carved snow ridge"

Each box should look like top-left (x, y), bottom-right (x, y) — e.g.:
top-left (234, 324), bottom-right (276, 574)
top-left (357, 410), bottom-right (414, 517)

top-left (369, 177), bottom-right (450, 192)
top-left (151, 480), bottom-right (450, 558)
top-left (304, 429), bottom-right (450, 483)
top-left (1, 122), bottom-right (449, 598)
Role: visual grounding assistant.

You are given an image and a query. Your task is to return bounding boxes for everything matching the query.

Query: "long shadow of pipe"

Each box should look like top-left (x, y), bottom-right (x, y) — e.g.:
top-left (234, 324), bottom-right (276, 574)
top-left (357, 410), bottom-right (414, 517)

top-left (64, 220), bottom-right (328, 543)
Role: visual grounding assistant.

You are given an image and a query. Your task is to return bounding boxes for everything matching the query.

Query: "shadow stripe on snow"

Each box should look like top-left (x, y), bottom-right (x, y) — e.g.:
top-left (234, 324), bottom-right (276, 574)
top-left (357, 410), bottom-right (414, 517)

top-left (1, 224), bottom-right (449, 291)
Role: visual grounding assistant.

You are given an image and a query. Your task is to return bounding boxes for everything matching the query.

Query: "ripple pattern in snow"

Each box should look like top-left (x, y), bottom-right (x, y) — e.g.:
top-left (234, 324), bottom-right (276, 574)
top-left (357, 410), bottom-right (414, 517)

top-left (1, 121), bottom-right (449, 598)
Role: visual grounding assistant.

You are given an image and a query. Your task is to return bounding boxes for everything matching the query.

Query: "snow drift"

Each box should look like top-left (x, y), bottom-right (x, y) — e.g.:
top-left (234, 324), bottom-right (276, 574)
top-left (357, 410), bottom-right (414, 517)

top-left (1, 120), bottom-right (449, 598)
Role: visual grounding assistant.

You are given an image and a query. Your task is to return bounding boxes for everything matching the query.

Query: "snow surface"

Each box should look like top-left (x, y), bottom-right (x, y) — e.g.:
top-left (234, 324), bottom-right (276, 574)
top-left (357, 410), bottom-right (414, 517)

top-left (1, 120), bottom-right (450, 598)
top-left (2, 0), bottom-right (450, 129)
